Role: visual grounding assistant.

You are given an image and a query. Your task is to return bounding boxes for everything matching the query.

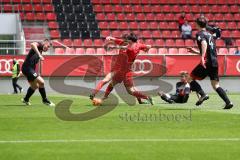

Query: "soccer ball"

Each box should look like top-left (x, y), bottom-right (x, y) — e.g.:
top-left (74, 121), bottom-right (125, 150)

top-left (92, 98), bottom-right (103, 106)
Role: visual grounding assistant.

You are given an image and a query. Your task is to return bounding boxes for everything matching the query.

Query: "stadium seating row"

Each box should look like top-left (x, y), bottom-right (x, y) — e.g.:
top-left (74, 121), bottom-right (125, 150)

top-left (93, 4), bottom-right (240, 13)
top-left (53, 47), bottom-right (239, 55)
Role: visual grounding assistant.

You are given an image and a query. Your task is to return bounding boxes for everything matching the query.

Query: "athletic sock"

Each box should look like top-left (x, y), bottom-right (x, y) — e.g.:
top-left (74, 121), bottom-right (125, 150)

top-left (104, 84), bottom-right (114, 98)
top-left (190, 80), bottom-right (206, 97)
top-left (39, 87), bottom-right (47, 101)
top-left (216, 87), bottom-right (231, 105)
top-left (132, 91), bottom-right (148, 100)
top-left (137, 98), bottom-right (142, 104)
top-left (93, 80), bottom-right (107, 95)
top-left (24, 87), bottom-right (35, 101)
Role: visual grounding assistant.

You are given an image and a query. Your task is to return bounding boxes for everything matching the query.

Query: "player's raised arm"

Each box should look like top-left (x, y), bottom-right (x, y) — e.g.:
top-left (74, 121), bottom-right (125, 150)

top-left (187, 47), bottom-right (200, 54)
top-left (31, 42), bottom-right (44, 61)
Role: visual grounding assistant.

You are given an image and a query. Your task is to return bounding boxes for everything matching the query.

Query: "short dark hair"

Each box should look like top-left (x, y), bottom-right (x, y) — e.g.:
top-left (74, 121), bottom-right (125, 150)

top-left (43, 39), bottom-right (52, 46)
top-left (196, 17), bottom-right (207, 28)
top-left (127, 33), bottom-right (138, 42)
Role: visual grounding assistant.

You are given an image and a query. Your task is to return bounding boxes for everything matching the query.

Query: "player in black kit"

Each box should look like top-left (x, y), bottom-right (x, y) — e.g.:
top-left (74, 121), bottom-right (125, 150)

top-left (21, 39), bottom-right (55, 106)
top-left (187, 17), bottom-right (233, 109)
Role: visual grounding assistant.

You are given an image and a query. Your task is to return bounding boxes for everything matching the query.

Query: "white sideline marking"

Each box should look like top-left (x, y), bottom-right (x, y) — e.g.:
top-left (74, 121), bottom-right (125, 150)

top-left (0, 138), bottom-right (240, 144)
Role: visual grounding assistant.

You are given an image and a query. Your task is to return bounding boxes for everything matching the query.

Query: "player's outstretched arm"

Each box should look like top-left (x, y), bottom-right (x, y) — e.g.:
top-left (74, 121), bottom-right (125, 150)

top-left (31, 42), bottom-right (44, 60)
top-left (187, 47), bottom-right (200, 54)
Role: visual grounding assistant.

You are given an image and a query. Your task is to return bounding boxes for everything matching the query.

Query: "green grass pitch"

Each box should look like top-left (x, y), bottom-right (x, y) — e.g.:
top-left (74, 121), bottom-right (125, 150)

top-left (0, 93), bottom-right (240, 160)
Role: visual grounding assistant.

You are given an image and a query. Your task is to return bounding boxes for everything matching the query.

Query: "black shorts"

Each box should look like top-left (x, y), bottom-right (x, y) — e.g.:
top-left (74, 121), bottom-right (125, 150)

top-left (22, 66), bottom-right (38, 82)
top-left (191, 63), bottom-right (219, 81)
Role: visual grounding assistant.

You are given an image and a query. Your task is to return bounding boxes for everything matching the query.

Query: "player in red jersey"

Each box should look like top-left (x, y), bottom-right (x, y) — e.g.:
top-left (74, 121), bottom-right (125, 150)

top-left (91, 33), bottom-right (153, 105)
top-left (90, 34), bottom-right (148, 104)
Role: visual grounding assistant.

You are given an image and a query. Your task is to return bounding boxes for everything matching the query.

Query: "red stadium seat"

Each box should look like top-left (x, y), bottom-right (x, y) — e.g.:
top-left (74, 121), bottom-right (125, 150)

top-left (220, 5), bottom-right (229, 13)
top-left (93, 5), bottom-right (103, 12)
top-left (139, 22), bottom-right (148, 30)
top-left (142, 31), bottom-right (152, 38)
top-left (112, 30), bottom-right (122, 37)
top-left (164, 13), bottom-right (175, 21)
top-left (182, 5), bottom-right (191, 13)
top-left (22, 0), bottom-right (31, 3)
top-left (159, 22), bottom-right (168, 29)
top-left (155, 39), bottom-right (165, 47)
top-left (55, 48), bottom-right (65, 55)
top-left (148, 48), bottom-right (158, 54)
top-left (66, 48), bottom-right (75, 54)
top-left (146, 13), bottom-right (155, 21)
top-left (96, 48), bottom-right (106, 54)
top-left (133, 5), bottom-right (143, 13)
top-left (48, 22), bottom-right (58, 29)
top-left (236, 40), bottom-right (240, 46)
top-left (227, 0), bottom-right (236, 4)
top-left (34, 4), bottom-right (43, 12)
top-left (211, 5), bottom-right (220, 13)
top-left (42, 0), bottom-right (51, 3)
top-left (156, 13), bottom-right (164, 21)
top-left (124, 5), bottom-right (133, 12)
top-left (111, 0), bottom-right (119, 4)
top-left (96, 13), bottom-right (105, 21)
top-left (121, 0), bottom-right (131, 4)
top-left (229, 48), bottom-right (237, 55)
top-left (230, 5), bottom-right (239, 13)
top-left (228, 22), bottom-right (237, 29)
top-left (126, 13), bottom-right (135, 21)
top-left (166, 39), bottom-right (175, 47)
top-left (44, 4), bottom-right (54, 12)
top-left (86, 48), bottom-right (96, 54)
top-left (3, 5), bottom-right (13, 12)
top-left (73, 39), bottom-right (82, 47)
top-left (169, 48), bottom-right (178, 54)
top-left (221, 31), bottom-right (231, 38)
top-left (25, 13), bottom-right (35, 21)
top-left (234, 14), bottom-right (240, 21)
top-left (119, 22), bottom-right (128, 30)
top-left (202, 5), bottom-right (210, 13)
top-left (92, 0), bottom-right (101, 4)
top-left (63, 39), bottom-right (73, 47)
top-left (94, 39), bottom-right (104, 47)
top-left (104, 5), bottom-right (113, 12)
top-left (136, 13), bottom-right (145, 21)
top-left (159, 48), bottom-right (168, 54)
top-left (101, 0), bottom-right (111, 4)
top-left (50, 30), bottom-right (60, 39)
top-left (36, 13), bottom-right (45, 21)
top-left (98, 22), bottom-right (108, 29)
top-left (52, 40), bottom-right (63, 48)
top-left (168, 22), bottom-right (178, 29)
top-left (152, 31), bottom-right (161, 39)
top-left (143, 5), bottom-right (152, 13)
top-left (232, 30), bottom-right (240, 38)
top-left (162, 5), bottom-right (171, 13)
top-left (179, 48), bottom-right (188, 54)
top-left (185, 39), bottom-right (195, 47)
top-left (217, 22), bottom-right (227, 29)
top-left (172, 5), bottom-right (181, 13)
top-left (101, 30), bottom-right (111, 38)
top-left (192, 5), bottom-right (201, 13)
top-left (129, 22), bottom-right (138, 30)
top-left (32, 0), bottom-right (42, 3)
top-left (218, 48), bottom-right (228, 55)
top-left (149, 22), bottom-right (158, 30)
top-left (162, 31), bottom-right (171, 38)
top-left (106, 13), bottom-right (115, 21)
top-left (216, 39), bottom-right (225, 47)
top-left (114, 5), bottom-right (123, 12)
top-left (83, 39), bottom-right (93, 47)
top-left (23, 4), bottom-right (33, 12)
top-left (76, 48), bottom-right (85, 54)
top-left (46, 13), bottom-right (56, 21)
top-left (214, 14), bottom-right (223, 21)
top-left (117, 13), bottom-right (125, 21)
top-left (153, 5), bottom-right (161, 13)
top-left (224, 13), bottom-right (234, 21)
top-left (108, 22), bottom-right (118, 29)
top-left (175, 39), bottom-right (185, 47)
top-left (132, 0), bottom-right (141, 4)
top-left (145, 39), bottom-right (155, 45)
top-left (141, 0), bottom-right (149, 4)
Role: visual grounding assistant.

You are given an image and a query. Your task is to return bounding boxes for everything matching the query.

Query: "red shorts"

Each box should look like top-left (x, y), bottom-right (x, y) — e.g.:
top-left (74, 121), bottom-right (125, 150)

top-left (112, 71), bottom-right (134, 88)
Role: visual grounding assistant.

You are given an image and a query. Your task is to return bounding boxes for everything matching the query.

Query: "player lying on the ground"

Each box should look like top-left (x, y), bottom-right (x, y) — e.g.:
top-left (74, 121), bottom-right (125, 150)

top-left (91, 33), bottom-right (153, 105)
top-left (187, 17), bottom-right (233, 109)
top-left (90, 33), bottom-right (148, 104)
top-left (21, 39), bottom-right (55, 106)
top-left (158, 71), bottom-right (190, 104)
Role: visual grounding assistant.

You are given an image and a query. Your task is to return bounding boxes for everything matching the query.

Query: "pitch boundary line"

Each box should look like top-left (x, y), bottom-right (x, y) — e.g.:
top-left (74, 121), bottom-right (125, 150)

top-left (0, 138), bottom-right (240, 144)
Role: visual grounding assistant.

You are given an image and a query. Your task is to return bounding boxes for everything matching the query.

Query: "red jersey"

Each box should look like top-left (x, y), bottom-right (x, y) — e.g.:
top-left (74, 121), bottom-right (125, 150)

top-left (111, 38), bottom-right (148, 72)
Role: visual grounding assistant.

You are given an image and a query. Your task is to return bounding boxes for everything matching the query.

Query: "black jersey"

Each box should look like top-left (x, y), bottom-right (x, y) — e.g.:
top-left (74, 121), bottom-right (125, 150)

top-left (196, 30), bottom-right (218, 67)
top-left (176, 82), bottom-right (190, 96)
top-left (22, 42), bottom-right (43, 69)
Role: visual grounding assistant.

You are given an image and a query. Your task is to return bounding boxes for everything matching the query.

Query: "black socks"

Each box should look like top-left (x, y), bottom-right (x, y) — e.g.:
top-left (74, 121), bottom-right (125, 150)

top-left (24, 87), bottom-right (35, 101)
top-left (39, 87), bottom-right (47, 101)
top-left (216, 87), bottom-right (231, 105)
